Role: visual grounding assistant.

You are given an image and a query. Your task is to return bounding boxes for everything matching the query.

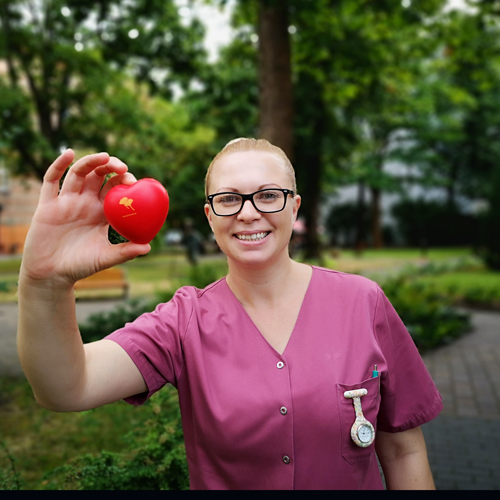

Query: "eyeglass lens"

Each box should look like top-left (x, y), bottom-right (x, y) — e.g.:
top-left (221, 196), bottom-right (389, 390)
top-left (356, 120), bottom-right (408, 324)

top-left (212, 189), bottom-right (287, 216)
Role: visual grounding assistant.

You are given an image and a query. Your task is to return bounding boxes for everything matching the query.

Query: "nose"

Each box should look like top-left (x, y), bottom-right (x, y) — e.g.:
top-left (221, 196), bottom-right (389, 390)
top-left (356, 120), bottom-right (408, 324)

top-left (237, 199), bottom-right (261, 221)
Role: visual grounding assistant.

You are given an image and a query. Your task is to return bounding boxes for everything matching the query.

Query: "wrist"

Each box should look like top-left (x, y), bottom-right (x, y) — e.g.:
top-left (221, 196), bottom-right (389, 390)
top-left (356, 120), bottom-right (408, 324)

top-left (18, 270), bottom-right (75, 298)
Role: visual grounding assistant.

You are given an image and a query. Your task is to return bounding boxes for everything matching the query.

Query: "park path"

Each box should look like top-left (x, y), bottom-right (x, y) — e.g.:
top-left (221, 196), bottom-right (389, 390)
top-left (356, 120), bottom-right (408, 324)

top-left (420, 309), bottom-right (500, 490)
top-left (0, 300), bottom-right (124, 377)
top-left (1, 300), bottom-right (499, 489)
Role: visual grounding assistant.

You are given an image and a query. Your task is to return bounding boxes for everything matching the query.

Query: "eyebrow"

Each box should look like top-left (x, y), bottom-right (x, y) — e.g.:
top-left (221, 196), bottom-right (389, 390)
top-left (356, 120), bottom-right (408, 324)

top-left (215, 184), bottom-right (282, 193)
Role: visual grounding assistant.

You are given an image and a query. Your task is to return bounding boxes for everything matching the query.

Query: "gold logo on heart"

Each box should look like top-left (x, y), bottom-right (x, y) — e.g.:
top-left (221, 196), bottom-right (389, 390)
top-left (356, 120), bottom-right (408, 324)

top-left (119, 197), bottom-right (137, 217)
top-left (119, 197), bottom-right (135, 210)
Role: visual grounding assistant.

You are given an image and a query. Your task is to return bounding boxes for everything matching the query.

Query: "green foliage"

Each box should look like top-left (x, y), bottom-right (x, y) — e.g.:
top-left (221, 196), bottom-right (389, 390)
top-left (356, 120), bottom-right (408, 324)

top-left (0, 0), bottom-right (208, 180)
top-left (391, 5), bottom-right (500, 208)
top-left (0, 441), bottom-right (22, 490)
top-left (186, 261), bottom-right (228, 289)
top-left (391, 198), bottom-right (479, 247)
top-left (41, 388), bottom-right (189, 490)
top-left (325, 201), bottom-right (371, 247)
top-left (477, 165), bottom-right (500, 270)
top-left (414, 269), bottom-right (500, 310)
top-left (79, 298), bottom-right (155, 343)
top-left (382, 276), bottom-right (471, 351)
top-left (108, 226), bottom-right (129, 245)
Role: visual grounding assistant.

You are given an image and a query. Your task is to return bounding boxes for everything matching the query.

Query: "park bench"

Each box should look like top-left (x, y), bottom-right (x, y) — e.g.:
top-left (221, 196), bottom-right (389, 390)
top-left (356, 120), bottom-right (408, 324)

top-left (74, 267), bottom-right (129, 299)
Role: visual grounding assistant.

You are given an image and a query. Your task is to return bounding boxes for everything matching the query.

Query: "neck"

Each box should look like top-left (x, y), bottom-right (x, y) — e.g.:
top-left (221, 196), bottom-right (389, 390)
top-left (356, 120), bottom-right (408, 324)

top-left (225, 254), bottom-right (309, 308)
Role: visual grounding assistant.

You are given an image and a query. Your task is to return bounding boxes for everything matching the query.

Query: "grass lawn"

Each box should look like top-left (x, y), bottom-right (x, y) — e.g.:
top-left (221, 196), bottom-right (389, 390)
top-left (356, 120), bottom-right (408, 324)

top-left (0, 247), bottom-right (480, 302)
top-left (414, 269), bottom-right (500, 305)
top-left (321, 247), bottom-right (476, 276)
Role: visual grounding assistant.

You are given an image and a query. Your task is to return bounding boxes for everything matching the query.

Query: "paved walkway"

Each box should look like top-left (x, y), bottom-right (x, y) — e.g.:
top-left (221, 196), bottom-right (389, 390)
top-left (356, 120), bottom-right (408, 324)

top-left (1, 301), bottom-right (499, 489)
top-left (0, 300), bottom-right (125, 377)
top-left (421, 309), bottom-right (500, 490)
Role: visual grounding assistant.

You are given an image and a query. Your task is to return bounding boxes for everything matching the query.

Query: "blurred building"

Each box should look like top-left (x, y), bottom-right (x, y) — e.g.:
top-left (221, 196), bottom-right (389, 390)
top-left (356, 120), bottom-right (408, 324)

top-left (0, 165), bottom-right (41, 255)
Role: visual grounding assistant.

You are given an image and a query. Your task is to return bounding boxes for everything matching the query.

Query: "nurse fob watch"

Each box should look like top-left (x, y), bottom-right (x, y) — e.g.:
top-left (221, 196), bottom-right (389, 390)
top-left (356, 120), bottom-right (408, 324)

top-left (343, 389), bottom-right (376, 448)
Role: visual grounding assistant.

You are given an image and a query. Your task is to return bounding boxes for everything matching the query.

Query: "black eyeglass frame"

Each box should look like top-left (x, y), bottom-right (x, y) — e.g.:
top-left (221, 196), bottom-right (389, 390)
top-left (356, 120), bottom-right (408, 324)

top-left (207, 188), bottom-right (295, 217)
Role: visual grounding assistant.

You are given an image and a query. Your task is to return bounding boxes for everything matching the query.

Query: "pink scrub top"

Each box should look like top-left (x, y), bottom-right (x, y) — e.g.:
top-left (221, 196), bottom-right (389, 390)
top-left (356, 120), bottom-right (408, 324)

top-left (106, 266), bottom-right (442, 490)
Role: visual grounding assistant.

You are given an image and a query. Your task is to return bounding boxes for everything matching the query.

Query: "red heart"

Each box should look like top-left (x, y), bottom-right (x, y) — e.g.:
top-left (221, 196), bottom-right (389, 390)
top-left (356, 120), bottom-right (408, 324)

top-left (103, 178), bottom-right (169, 244)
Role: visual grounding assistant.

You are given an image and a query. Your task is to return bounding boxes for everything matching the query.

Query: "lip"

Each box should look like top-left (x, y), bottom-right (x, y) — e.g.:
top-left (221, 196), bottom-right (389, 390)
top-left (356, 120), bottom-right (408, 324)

top-left (233, 230), bottom-right (271, 245)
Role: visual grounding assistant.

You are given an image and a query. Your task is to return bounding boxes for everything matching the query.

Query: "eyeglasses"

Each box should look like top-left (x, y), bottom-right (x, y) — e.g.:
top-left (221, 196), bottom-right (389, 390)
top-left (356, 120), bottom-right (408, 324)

top-left (207, 188), bottom-right (295, 217)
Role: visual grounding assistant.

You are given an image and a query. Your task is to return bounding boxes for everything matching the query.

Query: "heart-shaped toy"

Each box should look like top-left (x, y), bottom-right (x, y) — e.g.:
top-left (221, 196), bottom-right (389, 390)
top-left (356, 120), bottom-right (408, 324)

top-left (103, 178), bottom-right (169, 244)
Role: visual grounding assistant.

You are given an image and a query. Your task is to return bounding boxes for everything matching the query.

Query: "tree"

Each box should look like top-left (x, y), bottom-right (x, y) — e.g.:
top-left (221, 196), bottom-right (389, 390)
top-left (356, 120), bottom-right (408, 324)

top-left (257, 0), bottom-right (293, 160)
top-left (393, 4), bottom-right (500, 207)
top-left (0, 0), bottom-right (206, 180)
top-left (291, 0), bottom-right (446, 252)
top-left (77, 77), bottom-right (216, 232)
top-left (195, 0), bottom-right (451, 256)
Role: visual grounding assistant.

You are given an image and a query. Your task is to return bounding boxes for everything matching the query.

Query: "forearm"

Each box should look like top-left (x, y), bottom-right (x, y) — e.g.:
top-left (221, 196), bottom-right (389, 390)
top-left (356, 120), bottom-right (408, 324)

top-left (376, 428), bottom-right (436, 490)
top-left (17, 277), bottom-right (87, 411)
top-left (379, 448), bottom-right (435, 490)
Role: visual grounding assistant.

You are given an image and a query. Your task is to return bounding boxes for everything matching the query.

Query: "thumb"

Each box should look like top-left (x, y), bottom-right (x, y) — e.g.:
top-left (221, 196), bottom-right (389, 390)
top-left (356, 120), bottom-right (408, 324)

top-left (100, 241), bottom-right (152, 269)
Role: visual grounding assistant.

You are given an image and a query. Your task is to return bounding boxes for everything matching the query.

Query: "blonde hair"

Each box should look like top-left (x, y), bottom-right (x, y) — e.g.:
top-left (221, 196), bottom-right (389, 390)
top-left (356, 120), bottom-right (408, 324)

top-left (205, 138), bottom-right (297, 198)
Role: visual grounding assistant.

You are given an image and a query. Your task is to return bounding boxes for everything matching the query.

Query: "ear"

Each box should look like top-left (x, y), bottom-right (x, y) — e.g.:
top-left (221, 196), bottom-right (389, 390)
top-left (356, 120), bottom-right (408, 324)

top-left (292, 194), bottom-right (301, 222)
top-left (204, 203), bottom-right (214, 232)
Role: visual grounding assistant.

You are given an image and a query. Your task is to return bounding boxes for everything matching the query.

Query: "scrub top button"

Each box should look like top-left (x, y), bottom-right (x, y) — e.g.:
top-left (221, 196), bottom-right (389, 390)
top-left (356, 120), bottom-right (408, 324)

top-left (277, 361), bottom-right (284, 369)
top-left (282, 455), bottom-right (291, 464)
top-left (280, 406), bottom-right (288, 415)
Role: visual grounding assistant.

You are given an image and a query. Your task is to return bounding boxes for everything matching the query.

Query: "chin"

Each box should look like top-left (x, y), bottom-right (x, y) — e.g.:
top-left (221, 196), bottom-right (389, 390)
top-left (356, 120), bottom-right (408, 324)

top-left (229, 247), bottom-right (290, 270)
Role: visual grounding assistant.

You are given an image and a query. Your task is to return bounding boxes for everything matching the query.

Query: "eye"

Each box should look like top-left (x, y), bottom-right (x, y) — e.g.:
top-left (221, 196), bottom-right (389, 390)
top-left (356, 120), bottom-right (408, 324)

top-left (256, 190), bottom-right (281, 203)
top-left (217, 194), bottom-right (241, 205)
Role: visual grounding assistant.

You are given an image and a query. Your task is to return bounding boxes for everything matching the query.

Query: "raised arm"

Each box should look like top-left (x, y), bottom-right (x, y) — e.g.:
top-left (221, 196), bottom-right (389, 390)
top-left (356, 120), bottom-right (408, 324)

top-left (17, 150), bottom-right (149, 412)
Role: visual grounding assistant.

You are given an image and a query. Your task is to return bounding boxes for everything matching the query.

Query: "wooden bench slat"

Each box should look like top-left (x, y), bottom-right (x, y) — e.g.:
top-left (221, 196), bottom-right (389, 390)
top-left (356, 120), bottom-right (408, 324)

top-left (74, 267), bottom-right (129, 298)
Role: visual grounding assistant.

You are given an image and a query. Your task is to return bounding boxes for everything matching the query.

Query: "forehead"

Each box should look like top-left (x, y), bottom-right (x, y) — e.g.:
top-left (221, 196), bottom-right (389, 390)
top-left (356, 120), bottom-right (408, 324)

top-left (209, 151), bottom-right (290, 191)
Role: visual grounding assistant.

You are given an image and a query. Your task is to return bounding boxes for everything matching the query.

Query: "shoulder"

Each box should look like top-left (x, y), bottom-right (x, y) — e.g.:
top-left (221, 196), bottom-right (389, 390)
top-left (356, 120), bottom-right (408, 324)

top-left (161, 277), bottom-right (228, 310)
top-left (311, 266), bottom-right (380, 295)
top-left (309, 266), bottom-right (382, 311)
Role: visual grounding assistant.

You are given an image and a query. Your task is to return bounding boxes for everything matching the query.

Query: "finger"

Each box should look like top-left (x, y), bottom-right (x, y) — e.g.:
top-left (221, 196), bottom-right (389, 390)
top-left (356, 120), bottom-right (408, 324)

top-left (99, 241), bottom-right (151, 270)
top-left (81, 157), bottom-right (130, 194)
top-left (39, 149), bottom-right (76, 203)
top-left (59, 152), bottom-right (113, 196)
top-left (99, 172), bottom-right (138, 200)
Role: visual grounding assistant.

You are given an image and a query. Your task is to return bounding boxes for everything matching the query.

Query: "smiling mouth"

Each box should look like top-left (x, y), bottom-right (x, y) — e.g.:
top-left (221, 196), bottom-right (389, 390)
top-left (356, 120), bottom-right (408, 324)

top-left (235, 232), bottom-right (270, 241)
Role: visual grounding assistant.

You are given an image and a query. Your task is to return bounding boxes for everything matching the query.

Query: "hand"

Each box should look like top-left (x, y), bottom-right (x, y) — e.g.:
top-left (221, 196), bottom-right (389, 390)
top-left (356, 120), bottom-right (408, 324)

top-left (20, 149), bottom-right (151, 288)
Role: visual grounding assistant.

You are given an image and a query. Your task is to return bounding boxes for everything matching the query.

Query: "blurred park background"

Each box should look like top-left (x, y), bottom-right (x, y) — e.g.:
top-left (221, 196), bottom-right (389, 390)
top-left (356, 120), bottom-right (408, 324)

top-left (1, 0), bottom-right (500, 490)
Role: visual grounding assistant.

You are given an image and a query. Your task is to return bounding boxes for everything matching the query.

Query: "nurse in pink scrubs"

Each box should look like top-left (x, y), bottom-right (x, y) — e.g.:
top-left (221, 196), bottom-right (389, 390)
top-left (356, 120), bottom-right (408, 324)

top-left (17, 139), bottom-right (442, 490)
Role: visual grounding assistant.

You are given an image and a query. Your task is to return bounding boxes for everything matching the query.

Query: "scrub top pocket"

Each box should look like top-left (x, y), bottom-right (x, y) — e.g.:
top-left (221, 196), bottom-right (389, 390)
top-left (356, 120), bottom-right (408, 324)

top-left (337, 376), bottom-right (381, 465)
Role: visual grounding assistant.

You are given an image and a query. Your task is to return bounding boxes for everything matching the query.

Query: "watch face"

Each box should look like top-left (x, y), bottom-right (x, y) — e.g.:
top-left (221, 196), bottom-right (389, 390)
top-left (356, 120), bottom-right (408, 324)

top-left (357, 424), bottom-right (374, 444)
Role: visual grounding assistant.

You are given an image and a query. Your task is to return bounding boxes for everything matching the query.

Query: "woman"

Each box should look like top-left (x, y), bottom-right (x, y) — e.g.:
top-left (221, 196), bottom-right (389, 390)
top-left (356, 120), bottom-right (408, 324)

top-left (17, 138), bottom-right (441, 490)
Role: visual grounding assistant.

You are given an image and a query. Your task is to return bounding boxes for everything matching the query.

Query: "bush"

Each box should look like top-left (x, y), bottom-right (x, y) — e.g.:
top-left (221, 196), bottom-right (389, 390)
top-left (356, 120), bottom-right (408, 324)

top-left (382, 276), bottom-right (471, 351)
top-left (41, 387), bottom-right (189, 490)
top-left (391, 199), bottom-right (479, 247)
top-left (0, 442), bottom-right (22, 490)
top-left (186, 261), bottom-right (227, 289)
top-left (325, 201), bottom-right (371, 247)
top-left (79, 298), bottom-right (156, 343)
top-left (477, 167), bottom-right (500, 270)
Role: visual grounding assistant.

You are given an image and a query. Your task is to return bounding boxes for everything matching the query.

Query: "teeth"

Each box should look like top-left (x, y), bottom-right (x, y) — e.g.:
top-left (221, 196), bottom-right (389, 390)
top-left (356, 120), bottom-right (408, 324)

top-left (236, 232), bottom-right (269, 241)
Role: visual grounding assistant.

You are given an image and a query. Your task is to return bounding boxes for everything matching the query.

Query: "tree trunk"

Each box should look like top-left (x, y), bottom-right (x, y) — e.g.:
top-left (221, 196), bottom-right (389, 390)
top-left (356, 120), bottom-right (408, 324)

top-left (294, 72), bottom-right (325, 260)
top-left (370, 186), bottom-right (383, 249)
top-left (354, 182), bottom-right (367, 251)
top-left (301, 154), bottom-right (322, 259)
top-left (257, 0), bottom-right (293, 161)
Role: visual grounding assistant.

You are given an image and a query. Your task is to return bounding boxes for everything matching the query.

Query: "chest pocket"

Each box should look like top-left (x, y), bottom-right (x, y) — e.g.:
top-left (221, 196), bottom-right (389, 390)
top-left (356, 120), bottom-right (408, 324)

top-left (336, 375), bottom-right (381, 464)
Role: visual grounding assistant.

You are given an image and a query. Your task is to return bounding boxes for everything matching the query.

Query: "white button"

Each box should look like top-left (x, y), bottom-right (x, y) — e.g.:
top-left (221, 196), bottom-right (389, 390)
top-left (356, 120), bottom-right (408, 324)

top-left (280, 406), bottom-right (288, 415)
top-left (282, 455), bottom-right (291, 464)
top-left (277, 361), bottom-right (284, 369)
